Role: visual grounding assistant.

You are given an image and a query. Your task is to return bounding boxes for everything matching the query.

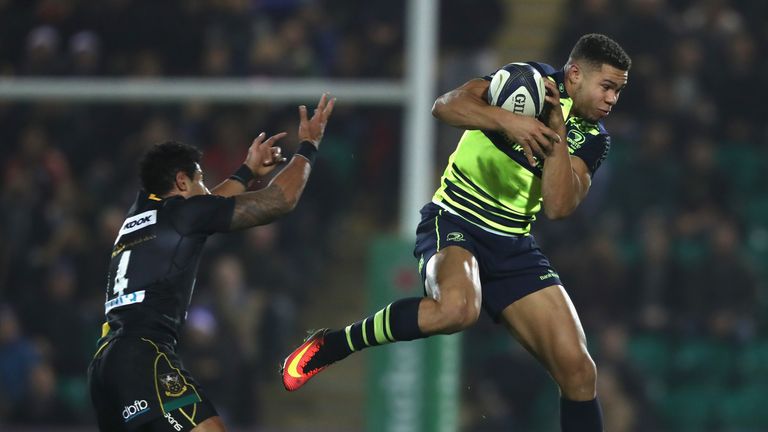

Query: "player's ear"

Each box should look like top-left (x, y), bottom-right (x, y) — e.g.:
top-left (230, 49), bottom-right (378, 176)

top-left (174, 170), bottom-right (190, 192)
top-left (567, 62), bottom-right (582, 85)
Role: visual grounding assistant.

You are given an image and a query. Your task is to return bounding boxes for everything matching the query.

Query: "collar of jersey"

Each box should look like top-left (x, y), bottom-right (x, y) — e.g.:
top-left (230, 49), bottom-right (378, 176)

top-left (551, 68), bottom-right (569, 100)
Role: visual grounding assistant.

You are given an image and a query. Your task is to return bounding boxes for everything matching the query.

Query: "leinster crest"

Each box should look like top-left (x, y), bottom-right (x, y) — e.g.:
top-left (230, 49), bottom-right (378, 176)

top-left (158, 372), bottom-right (187, 397)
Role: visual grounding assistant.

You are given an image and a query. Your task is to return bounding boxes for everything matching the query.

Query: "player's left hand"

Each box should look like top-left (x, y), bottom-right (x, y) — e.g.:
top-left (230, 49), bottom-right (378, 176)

top-left (245, 131), bottom-right (289, 177)
top-left (541, 79), bottom-right (566, 137)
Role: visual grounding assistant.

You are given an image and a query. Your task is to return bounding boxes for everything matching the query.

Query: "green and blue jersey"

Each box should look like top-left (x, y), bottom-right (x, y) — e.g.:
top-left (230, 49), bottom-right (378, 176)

top-left (432, 62), bottom-right (611, 236)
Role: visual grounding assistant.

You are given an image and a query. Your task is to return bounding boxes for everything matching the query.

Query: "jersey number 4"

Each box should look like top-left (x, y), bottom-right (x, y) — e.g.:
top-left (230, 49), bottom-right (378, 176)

top-left (113, 250), bottom-right (131, 296)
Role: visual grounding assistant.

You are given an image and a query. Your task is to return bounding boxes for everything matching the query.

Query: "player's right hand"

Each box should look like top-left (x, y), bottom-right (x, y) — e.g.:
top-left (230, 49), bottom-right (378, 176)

top-left (501, 113), bottom-right (560, 167)
top-left (245, 131), bottom-right (288, 177)
top-left (298, 93), bottom-right (336, 149)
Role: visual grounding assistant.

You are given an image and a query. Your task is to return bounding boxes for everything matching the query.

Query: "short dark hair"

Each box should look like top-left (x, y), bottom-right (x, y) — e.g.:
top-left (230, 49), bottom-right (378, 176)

top-left (569, 33), bottom-right (631, 71)
top-left (139, 141), bottom-right (202, 195)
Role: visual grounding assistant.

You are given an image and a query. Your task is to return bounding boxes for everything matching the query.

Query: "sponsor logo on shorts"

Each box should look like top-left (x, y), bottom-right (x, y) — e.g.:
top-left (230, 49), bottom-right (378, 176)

top-left (418, 254), bottom-right (425, 274)
top-left (122, 400), bottom-right (150, 422)
top-left (159, 372), bottom-right (187, 397)
top-left (446, 232), bottom-right (465, 242)
top-left (539, 270), bottom-right (560, 281)
top-left (165, 412), bottom-right (184, 431)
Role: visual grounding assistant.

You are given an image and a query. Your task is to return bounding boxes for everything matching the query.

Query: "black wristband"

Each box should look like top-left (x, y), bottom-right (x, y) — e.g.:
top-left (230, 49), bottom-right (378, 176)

top-left (295, 141), bottom-right (318, 166)
top-left (229, 164), bottom-right (255, 186)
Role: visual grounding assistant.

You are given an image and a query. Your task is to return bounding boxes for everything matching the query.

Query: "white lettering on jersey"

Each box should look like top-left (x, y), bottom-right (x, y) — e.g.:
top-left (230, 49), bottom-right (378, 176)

top-left (115, 210), bottom-right (157, 245)
top-left (122, 400), bottom-right (150, 422)
top-left (105, 290), bottom-right (146, 313)
top-left (165, 412), bottom-right (184, 431)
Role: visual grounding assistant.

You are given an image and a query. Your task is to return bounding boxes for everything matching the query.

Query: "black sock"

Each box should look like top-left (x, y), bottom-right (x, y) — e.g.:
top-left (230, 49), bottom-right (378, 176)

top-left (560, 397), bottom-right (603, 432)
top-left (306, 297), bottom-right (425, 370)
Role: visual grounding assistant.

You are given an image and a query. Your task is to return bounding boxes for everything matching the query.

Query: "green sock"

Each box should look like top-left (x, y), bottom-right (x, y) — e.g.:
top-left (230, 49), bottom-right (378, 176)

top-left (306, 297), bottom-right (425, 370)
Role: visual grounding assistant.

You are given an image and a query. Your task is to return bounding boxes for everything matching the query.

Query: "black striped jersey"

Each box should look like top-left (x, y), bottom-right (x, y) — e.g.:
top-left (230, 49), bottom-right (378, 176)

top-left (99, 191), bottom-right (235, 346)
top-left (432, 62), bottom-right (611, 235)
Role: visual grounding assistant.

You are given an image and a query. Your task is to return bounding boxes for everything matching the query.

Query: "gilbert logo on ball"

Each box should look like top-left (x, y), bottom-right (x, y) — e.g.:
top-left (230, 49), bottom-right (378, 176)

top-left (487, 63), bottom-right (545, 117)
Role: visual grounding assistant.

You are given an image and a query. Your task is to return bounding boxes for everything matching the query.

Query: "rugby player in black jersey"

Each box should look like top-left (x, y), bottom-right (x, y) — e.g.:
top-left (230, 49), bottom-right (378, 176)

top-left (282, 35), bottom-right (630, 432)
top-left (88, 94), bottom-right (334, 432)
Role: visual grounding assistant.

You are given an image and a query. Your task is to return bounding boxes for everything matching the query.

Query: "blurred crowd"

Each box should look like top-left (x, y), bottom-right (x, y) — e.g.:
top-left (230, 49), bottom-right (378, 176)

top-left (463, 1), bottom-right (768, 431)
top-left (551, 0), bottom-right (767, 349)
top-left (0, 0), bottom-right (405, 78)
top-left (0, 0), bottom-right (766, 431)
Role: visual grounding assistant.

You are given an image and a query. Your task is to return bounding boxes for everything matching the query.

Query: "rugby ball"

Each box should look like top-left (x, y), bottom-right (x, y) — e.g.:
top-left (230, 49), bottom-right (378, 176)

top-left (486, 63), bottom-right (546, 117)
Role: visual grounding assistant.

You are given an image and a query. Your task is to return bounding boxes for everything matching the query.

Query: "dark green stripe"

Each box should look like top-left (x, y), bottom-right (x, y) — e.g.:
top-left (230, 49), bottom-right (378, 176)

top-left (438, 196), bottom-right (528, 234)
top-left (450, 163), bottom-right (512, 208)
top-left (443, 183), bottom-right (531, 229)
top-left (163, 394), bottom-right (201, 413)
top-left (444, 179), bottom-right (531, 223)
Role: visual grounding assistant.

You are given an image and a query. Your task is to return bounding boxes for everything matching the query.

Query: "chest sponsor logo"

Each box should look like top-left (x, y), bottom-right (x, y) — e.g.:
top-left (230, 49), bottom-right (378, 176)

top-left (567, 129), bottom-right (585, 146)
top-left (446, 232), bottom-right (465, 242)
top-left (105, 290), bottom-right (145, 313)
top-left (115, 210), bottom-right (157, 245)
top-left (122, 400), bottom-right (150, 422)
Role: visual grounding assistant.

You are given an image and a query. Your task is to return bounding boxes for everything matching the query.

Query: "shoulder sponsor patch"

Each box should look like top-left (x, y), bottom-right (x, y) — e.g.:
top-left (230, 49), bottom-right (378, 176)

top-left (115, 210), bottom-right (157, 245)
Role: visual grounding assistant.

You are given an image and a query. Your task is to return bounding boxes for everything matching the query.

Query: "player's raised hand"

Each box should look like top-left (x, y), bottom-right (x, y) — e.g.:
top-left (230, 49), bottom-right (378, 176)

top-left (500, 113), bottom-right (560, 167)
top-left (298, 93), bottom-right (336, 149)
top-left (245, 131), bottom-right (288, 177)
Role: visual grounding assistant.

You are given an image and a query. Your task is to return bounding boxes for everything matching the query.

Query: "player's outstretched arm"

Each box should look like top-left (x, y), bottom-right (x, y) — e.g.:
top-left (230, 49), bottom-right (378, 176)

top-left (229, 94), bottom-right (335, 230)
top-left (432, 78), bottom-right (559, 167)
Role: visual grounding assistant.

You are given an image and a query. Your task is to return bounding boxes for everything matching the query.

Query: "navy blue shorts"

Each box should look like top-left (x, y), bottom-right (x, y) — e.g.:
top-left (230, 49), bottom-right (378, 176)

top-left (88, 337), bottom-right (217, 431)
top-left (413, 203), bottom-right (562, 321)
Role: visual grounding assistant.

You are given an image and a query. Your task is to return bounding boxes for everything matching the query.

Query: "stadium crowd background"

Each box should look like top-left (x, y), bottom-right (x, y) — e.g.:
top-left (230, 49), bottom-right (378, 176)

top-left (0, 0), bottom-right (766, 431)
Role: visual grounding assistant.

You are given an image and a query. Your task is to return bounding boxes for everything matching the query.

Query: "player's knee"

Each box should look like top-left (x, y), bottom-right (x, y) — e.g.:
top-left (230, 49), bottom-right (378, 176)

top-left (437, 297), bottom-right (479, 332)
top-left (552, 350), bottom-right (596, 392)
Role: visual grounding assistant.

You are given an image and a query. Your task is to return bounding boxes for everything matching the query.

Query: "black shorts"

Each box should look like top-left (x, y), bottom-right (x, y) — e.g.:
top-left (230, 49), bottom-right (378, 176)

top-left (88, 336), bottom-right (218, 431)
top-left (413, 202), bottom-right (562, 321)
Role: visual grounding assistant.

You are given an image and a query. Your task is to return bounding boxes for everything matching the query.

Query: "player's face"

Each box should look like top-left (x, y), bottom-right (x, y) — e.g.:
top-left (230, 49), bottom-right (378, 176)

top-left (187, 164), bottom-right (210, 197)
top-left (572, 63), bottom-right (628, 122)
